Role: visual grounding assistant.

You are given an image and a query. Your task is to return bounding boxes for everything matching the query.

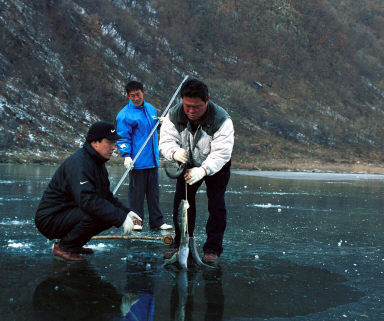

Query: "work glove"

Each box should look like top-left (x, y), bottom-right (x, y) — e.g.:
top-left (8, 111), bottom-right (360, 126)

top-left (120, 292), bottom-right (139, 316)
top-left (158, 117), bottom-right (165, 124)
top-left (124, 157), bottom-right (133, 169)
top-left (185, 167), bottom-right (206, 185)
top-left (173, 148), bottom-right (188, 164)
top-left (123, 211), bottom-right (142, 234)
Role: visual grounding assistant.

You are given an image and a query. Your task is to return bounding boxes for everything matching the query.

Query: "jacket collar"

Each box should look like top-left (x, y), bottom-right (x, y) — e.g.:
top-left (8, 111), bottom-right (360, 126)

top-left (128, 99), bottom-right (145, 110)
top-left (83, 141), bottom-right (108, 164)
top-left (179, 101), bottom-right (213, 127)
top-left (196, 101), bottom-right (214, 127)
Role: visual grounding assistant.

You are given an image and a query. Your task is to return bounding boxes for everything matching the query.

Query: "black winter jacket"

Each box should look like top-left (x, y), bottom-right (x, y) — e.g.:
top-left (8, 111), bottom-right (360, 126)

top-left (35, 142), bottom-right (129, 233)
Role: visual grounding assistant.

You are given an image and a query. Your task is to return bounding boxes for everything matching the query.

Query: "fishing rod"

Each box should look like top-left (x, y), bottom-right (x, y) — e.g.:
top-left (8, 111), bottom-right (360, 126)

top-left (113, 75), bottom-right (189, 195)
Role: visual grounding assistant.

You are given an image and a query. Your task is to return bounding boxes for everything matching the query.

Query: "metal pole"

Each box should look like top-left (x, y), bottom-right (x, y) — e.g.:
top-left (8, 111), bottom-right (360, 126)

top-left (113, 75), bottom-right (189, 195)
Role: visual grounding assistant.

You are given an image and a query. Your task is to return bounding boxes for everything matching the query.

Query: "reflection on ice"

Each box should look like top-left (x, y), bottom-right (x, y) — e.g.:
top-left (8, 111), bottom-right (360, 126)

top-left (166, 268), bottom-right (224, 321)
top-left (160, 256), bottom-right (364, 319)
top-left (33, 262), bottom-right (125, 320)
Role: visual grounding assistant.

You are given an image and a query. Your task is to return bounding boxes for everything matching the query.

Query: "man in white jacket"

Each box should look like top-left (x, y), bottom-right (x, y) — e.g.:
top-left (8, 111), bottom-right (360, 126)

top-left (159, 78), bottom-right (234, 265)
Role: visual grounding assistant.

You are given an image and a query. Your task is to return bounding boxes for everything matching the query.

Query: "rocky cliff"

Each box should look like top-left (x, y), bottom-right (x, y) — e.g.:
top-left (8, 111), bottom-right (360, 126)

top-left (1, 0), bottom-right (384, 170)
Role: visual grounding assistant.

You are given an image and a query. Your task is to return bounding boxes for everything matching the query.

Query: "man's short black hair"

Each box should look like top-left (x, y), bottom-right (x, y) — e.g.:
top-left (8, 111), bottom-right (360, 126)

top-left (125, 81), bottom-right (144, 95)
top-left (180, 79), bottom-right (209, 102)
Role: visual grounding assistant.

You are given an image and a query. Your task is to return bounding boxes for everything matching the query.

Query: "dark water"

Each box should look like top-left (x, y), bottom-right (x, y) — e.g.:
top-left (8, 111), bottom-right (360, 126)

top-left (1, 164), bottom-right (384, 321)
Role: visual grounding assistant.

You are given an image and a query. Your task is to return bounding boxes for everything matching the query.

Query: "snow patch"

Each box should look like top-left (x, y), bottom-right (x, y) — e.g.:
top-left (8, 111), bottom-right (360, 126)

top-left (249, 203), bottom-right (290, 209)
top-left (7, 241), bottom-right (32, 249)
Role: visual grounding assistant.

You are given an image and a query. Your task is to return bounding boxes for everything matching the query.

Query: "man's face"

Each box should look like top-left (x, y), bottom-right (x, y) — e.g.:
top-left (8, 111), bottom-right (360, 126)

top-left (128, 89), bottom-right (145, 106)
top-left (92, 138), bottom-right (116, 160)
top-left (182, 96), bottom-right (209, 122)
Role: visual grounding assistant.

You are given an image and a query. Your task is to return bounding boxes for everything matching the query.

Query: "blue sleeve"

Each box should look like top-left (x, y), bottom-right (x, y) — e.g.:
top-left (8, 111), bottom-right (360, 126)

top-left (148, 103), bottom-right (159, 128)
top-left (116, 109), bottom-right (133, 158)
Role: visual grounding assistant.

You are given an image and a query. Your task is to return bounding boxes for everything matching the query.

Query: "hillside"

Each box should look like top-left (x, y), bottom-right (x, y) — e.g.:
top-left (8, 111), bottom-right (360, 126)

top-left (1, 0), bottom-right (384, 172)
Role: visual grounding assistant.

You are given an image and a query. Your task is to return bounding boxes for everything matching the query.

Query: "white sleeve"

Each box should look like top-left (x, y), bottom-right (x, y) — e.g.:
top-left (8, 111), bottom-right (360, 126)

top-left (159, 115), bottom-right (182, 161)
top-left (201, 118), bottom-right (234, 175)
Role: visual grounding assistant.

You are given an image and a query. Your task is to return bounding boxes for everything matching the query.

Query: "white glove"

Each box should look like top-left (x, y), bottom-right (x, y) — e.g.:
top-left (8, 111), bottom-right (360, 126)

top-left (185, 167), bottom-right (206, 185)
top-left (173, 148), bottom-right (188, 164)
top-left (123, 211), bottom-right (142, 234)
top-left (158, 117), bottom-right (165, 124)
top-left (124, 157), bottom-right (133, 169)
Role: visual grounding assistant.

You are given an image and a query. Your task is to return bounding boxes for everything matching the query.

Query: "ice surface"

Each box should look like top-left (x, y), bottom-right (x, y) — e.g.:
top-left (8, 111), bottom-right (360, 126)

top-left (0, 165), bottom-right (383, 320)
top-left (233, 170), bottom-right (384, 180)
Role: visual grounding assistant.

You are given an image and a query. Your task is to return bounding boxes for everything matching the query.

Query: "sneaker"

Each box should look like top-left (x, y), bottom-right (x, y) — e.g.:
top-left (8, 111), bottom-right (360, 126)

top-left (159, 223), bottom-right (172, 230)
top-left (202, 252), bottom-right (218, 266)
top-left (163, 248), bottom-right (178, 259)
top-left (53, 243), bottom-right (87, 262)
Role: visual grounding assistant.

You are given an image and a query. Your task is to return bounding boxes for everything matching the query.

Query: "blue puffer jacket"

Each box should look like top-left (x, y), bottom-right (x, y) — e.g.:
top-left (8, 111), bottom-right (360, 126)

top-left (116, 100), bottom-right (159, 169)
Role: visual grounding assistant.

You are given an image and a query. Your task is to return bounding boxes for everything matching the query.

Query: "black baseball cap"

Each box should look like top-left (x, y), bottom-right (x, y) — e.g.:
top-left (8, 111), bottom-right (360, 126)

top-left (86, 121), bottom-right (122, 142)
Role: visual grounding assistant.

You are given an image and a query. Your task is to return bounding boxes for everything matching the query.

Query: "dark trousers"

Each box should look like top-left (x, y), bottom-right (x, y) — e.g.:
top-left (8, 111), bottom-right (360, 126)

top-left (128, 167), bottom-right (164, 229)
top-left (36, 208), bottom-right (113, 252)
top-left (173, 160), bottom-right (231, 256)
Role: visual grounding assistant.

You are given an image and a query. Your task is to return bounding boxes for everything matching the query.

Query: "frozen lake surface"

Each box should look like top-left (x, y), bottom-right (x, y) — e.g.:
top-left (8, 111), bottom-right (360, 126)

top-left (233, 169), bottom-right (384, 181)
top-left (1, 164), bottom-right (384, 320)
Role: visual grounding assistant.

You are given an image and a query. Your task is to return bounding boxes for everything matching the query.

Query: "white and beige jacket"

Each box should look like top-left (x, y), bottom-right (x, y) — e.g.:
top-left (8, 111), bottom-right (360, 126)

top-left (159, 101), bottom-right (234, 176)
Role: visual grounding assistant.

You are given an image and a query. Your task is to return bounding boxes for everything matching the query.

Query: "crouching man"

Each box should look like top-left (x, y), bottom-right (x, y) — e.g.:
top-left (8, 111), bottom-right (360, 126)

top-left (35, 121), bottom-right (141, 262)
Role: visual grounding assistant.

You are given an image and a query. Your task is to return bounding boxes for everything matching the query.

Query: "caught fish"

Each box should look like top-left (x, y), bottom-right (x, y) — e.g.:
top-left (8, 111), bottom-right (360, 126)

top-left (163, 199), bottom-right (190, 269)
top-left (163, 199), bottom-right (215, 270)
top-left (178, 200), bottom-right (189, 269)
top-left (189, 237), bottom-right (214, 269)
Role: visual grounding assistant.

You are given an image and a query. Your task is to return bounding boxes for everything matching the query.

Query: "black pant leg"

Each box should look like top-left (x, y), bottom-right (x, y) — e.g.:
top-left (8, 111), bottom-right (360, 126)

top-left (35, 207), bottom-right (84, 240)
top-left (203, 161), bottom-right (231, 256)
top-left (59, 208), bottom-right (114, 252)
top-left (146, 168), bottom-right (165, 228)
top-left (128, 169), bottom-right (146, 219)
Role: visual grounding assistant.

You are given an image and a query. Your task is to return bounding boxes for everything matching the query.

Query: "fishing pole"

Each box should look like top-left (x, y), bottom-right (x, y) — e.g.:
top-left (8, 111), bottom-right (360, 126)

top-left (113, 75), bottom-right (189, 195)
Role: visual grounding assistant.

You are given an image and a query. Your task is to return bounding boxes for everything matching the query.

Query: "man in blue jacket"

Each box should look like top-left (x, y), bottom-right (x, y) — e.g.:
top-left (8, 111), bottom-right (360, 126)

top-left (35, 121), bottom-right (141, 261)
top-left (116, 81), bottom-right (172, 231)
